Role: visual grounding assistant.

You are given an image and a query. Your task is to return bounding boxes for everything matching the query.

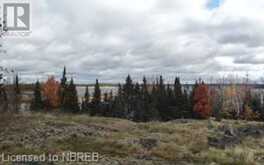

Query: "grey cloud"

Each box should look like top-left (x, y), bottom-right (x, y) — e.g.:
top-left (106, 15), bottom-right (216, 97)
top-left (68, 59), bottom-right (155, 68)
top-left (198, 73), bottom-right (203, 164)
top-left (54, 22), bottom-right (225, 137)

top-left (2, 0), bottom-right (264, 83)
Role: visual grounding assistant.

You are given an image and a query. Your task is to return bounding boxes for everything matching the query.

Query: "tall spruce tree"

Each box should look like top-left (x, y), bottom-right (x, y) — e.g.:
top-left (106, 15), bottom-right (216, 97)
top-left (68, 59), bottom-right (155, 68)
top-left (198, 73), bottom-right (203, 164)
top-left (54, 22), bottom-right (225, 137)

top-left (14, 74), bottom-right (20, 94)
top-left (123, 75), bottom-right (134, 119)
top-left (108, 90), bottom-right (114, 116)
top-left (142, 76), bottom-right (159, 121)
top-left (90, 79), bottom-right (101, 116)
top-left (14, 74), bottom-right (21, 111)
top-left (112, 84), bottom-right (125, 118)
top-left (124, 75), bottom-right (133, 98)
top-left (156, 76), bottom-right (168, 121)
top-left (0, 81), bottom-right (7, 112)
top-left (62, 78), bottom-right (80, 113)
top-left (60, 66), bottom-right (67, 104)
top-left (142, 77), bottom-right (150, 120)
top-left (31, 80), bottom-right (43, 110)
top-left (61, 66), bottom-right (67, 86)
top-left (182, 89), bottom-right (192, 118)
top-left (93, 79), bottom-right (101, 104)
top-left (84, 86), bottom-right (90, 103)
top-left (133, 82), bottom-right (143, 121)
top-left (173, 77), bottom-right (184, 118)
top-left (81, 86), bottom-right (90, 113)
top-left (166, 84), bottom-right (176, 120)
top-left (103, 93), bottom-right (108, 102)
top-left (109, 90), bottom-right (113, 102)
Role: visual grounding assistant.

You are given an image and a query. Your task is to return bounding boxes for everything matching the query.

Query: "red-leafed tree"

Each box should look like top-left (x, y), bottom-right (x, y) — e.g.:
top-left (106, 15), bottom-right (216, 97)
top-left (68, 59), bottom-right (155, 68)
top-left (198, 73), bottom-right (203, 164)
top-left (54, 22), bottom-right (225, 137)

top-left (193, 82), bottom-right (212, 119)
top-left (42, 76), bottom-right (60, 109)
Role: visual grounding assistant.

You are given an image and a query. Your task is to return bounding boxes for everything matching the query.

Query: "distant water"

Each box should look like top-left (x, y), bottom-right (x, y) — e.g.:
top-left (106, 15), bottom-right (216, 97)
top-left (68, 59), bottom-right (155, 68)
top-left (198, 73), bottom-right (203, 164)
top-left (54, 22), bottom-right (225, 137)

top-left (76, 86), bottom-right (118, 98)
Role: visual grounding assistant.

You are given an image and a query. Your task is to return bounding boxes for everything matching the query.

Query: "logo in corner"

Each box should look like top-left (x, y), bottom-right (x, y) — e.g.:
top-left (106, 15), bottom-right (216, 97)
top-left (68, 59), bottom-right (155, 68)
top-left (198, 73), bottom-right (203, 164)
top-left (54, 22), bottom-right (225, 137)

top-left (3, 3), bottom-right (30, 31)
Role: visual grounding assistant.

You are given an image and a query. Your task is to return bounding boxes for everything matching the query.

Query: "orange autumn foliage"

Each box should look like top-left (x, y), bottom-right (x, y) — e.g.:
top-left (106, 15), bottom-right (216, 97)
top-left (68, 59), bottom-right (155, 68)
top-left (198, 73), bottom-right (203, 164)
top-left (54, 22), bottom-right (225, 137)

top-left (193, 83), bottom-right (212, 119)
top-left (42, 76), bottom-right (60, 109)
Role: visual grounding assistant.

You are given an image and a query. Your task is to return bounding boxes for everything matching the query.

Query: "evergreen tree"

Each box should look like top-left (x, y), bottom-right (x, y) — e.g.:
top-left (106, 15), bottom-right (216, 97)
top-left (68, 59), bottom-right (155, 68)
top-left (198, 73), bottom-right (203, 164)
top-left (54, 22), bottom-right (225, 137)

top-left (156, 76), bottom-right (168, 121)
top-left (250, 95), bottom-right (262, 120)
top-left (123, 75), bottom-right (134, 119)
top-left (14, 74), bottom-right (20, 94)
top-left (107, 90), bottom-right (114, 116)
top-left (31, 80), bottom-right (43, 110)
top-left (92, 79), bottom-right (101, 104)
top-left (124, 75), bottom-right (133, 96)
top-left (142, 76), bottom-right (159, 121)
top-left (109, 90), bottom-right (113, 102)
top-left (0, 83), bottom-right (8, 112)
top-left (117, 83), bottom-right (123, 97)
top-left (84, 86), bottom-right (90, 103)
top-left (166, 84), bottom-right (174, 105)
top-left (102, 92), bottom-right (111, 117)
top-left (142, 77), bottom-right (150, 121)
top-left (166, 84), bottom-right (176, 120)
top-left (133, 82), bottom-right (143, 121)
top-left (182, 89), bottom-right (192, 118)
top-left (173, 77), bottom-right (184, 118)
top-left (62, 78), bottom-right (80, 113)
top-left (90, 79), bottom-right (101, 116)
top-left (81, 86), bottom-right (90, 113)
top-left (112, 84), bottom-right (125, 118)
top-left (61, 66), bottom-right (67, 86)
top-left (14, 74), bottom-right (21, 111)
top-left (103, 93), bottom-right (108, 102)
top-left (60, 66), bottom-right (67, 105)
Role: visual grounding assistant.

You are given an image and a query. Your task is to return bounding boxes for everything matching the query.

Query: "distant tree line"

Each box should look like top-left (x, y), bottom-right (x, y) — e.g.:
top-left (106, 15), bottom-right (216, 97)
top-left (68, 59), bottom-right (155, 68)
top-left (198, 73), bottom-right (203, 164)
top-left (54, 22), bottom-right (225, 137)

top-left (1, 67), bottom-right (263, 122)
top-left (29, 67), bottom-right (200, 121)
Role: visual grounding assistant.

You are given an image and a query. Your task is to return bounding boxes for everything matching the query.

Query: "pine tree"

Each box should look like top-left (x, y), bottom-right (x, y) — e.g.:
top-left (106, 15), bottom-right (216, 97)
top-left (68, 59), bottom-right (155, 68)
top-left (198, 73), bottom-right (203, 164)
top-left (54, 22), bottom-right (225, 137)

top-left (123, 75), bottom-right (134, 119)
top-left (0, 75), bottom-right (8, 111)
top-left (93, 79), bottom-right (101, 104)
top-left (142, 76), bottom-right (159, 121)
top-left (14, 74), bottom-right (21, 111)
top-left (133, 82), bottom-right (143, 121)
top-left (81, 86), bottom-right (90, 113)
top-left (103, 93), bottom-right (108, 102)
top-left (117, 83), bottom-right (123, 97)
top-left (60, 66), bottom-right (67, 105)
top-left (31, 80), bottom-right (43, 111)
top-left (61, 66), bottom-right (67, 86)
top-left (156, 76), bottom-right (168, 121)
top-left (90, 79), bottom-right (101, 116)
top-left (250, 95), bottom-right (262, 120)
top-left (173, 77), bottom-right (184, 118)
top-left (84, 86), bottom-right (90, 103)
top-left (112, 84), bottom-right (125, 118)
top-left (62, 78), bottom-right (80, 113)
top-left (14, 74), bottom-right (20, 94)
top-left (166, 84), bottom-right (176, 120)
top-left (166, 84), bottom-right (174, 105)
top-left (107, 90), bottom-right (114, 117)
top-left (109, 90), bottom-right (113, 102)
top-left (182, 89), bottom-right (192, 118)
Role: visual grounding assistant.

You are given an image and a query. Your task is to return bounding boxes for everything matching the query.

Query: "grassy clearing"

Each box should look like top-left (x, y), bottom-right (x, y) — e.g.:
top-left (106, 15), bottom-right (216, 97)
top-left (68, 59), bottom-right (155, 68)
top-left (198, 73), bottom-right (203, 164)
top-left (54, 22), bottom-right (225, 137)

top-left (0, 112), bottom-right (263, 164)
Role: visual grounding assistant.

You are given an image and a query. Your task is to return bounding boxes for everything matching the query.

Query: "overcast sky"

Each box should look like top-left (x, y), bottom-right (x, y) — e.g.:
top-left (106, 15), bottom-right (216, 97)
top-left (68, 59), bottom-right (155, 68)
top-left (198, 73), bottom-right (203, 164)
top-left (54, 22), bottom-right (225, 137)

top-left (2, 0), bottom-right (264, 83)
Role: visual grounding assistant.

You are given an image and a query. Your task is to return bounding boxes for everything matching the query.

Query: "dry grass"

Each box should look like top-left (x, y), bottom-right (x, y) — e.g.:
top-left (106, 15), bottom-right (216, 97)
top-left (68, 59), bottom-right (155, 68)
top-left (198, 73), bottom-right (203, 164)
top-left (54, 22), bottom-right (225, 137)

top-left (0, 113), bottom-right (263, 164)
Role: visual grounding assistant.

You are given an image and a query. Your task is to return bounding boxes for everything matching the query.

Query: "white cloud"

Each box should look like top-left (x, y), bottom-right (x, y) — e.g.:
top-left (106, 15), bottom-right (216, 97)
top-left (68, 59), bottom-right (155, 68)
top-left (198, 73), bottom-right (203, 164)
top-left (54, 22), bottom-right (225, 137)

top-left (2, 0), bottom-right (264, 83)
